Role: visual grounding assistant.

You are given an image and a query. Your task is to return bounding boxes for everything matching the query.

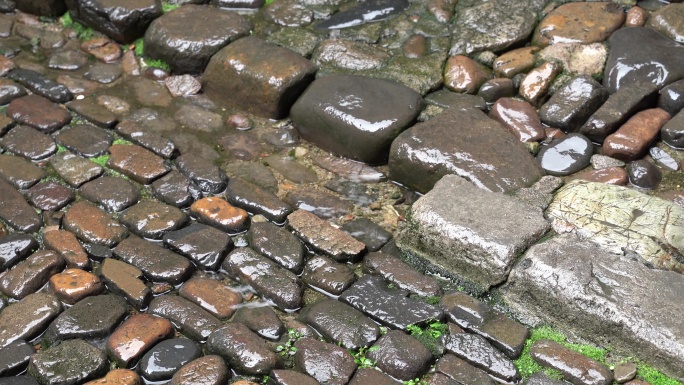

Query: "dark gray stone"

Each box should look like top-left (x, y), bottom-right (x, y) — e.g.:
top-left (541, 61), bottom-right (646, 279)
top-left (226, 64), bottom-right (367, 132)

top-left (138, 338), bottom-right (202, 382)
top-left (28, 339), bottom-right (108, 384)
top-left (16, 0), bottom-right (66, 16)
top-left (54, 124), bottom-right (113, 158)
top-left (341, 218), bottom-right (392, 252)
top-left (316, 0), bottom-right (408, 29)
top-left (539, 76), bottom-right (608, 132)
top-left (79, 176), bottom-right (140, 212)
top-left (658, 79), bottom-right (684, 116)
top-left (0, 154), bottom-right (46, 190)
top-left (0, 341), bottom-right (33, 376)
top-left (501, 234), bottom-right (684, 381)
top-left (530, 339), bottom-right (613, 385)
top-left (0, 250), bottom-right (64, 300)
top-left (627, 159), bottom-right (662, 189)
top-left (148, 295), bottom-right (222, 342)
top-left (43, 294), bottom-right (128, 344)
top-left (65, 0), bottom-right (162, 43)
top-left (207, 323), bottom-right (279, 375)
top-left (0, 178), bottom-right (43, 233)
top-left (366, 330), bottom-right (433, 381)
top-left (302, 255), bottom-right (356, 295)
top-left (7, 69), bottom-right (72, 103)
top-left (0, 234), bottom-right (38, 271)
top-left (435, 354), bottom-right (496, 385)
top-left (0, 125), bottom-right (56, 161)
top-left (151, 170), bottom-right (202, 208)
top-left (339, 275), bottom-right (443, 330)
top-left (175, 153), bottom-right (227, 194)
top-left (226, 177), bottom-right (292, 224)
top-left (247, 221), bottom-right (304, 273)
top-left (442, 333), bottom-right (519, 383)
top-left (389, 106), bottom-right (544, 194)
top-left (604, 27), bottom-right (684, 93)
top-left (291, 74), bottom-right (422, 165)
top-left (284, 187), bottom-right (353, 220)
top-left (396, 175), bottom-right (549, 291)
top-left (363, 252), bottom-right (442, 297)
top-left (301, 299), bottom-right (380, 350)
top-left (293, 338), bottom-right (356, 385)
top-left (144, 5), bottom-right (251, 74)
top-left (163, 223), bottom-right (233, 270)
top-left (113, 235), bottom-right (194, 285)
top-left (233, 306), bottom-right (285, 341)
top-left (537, 134), bottom-right (594, 176)
top-left (661, 110), bottom-right (684, 149)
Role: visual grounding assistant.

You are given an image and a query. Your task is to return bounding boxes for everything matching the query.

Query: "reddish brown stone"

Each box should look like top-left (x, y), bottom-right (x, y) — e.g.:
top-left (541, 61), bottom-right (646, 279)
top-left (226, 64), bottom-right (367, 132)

top-left (530, 339), bottom-right (613, 385)
top-left (603, 108), bottom-right (671, 161)
top-left (625, 6), bottom-right (649, 27)
top-left (48, 268), bottom-right (104, 305)
top-left (190, 197), bottom-right (249, 233)
top-left (427, 0), bottom-right (455, 23)
top-left (26, 181), bottom-right (74, 211)
top-left (288, 210), bottom-right (366, 262)
top-left (7, 94), bottom-right (71, 133)
top-left (492, 47), bottom-right (540, 78)
top-left (170, 355), bottom-right (229, 385)
top-left (545, 128), bottom-right (566, 140)
top-left (489, 98), bottom-right (546, 142)
top-left (107, 144), bottom-right (170, 184)
top-left (82, 38), bottom-right (123, 63)
top-left (520, 62), bottom-right (561, 107)
top-left (0, 55), bottom-right (16, 76)
top-left (106, 314), bottom-right (174, 367)
top-left (571, 166), bottom-right (628, 185)
top-left (533, 2), bottom-right (625, 47)
top-left (63, 201), bottom-right (129, 247)
top-left (178, 277), bottom-right (243, 320)
top-left (84, 369), bottom-right (142, 385)
top-left (444, 55), bottom-right (492, 94)
top-left (43, 229), bottom-right (90, 269)
top-left (403, 35), bottom-right (428, 58)
top-left (100, 258), bottom-right (151, 309)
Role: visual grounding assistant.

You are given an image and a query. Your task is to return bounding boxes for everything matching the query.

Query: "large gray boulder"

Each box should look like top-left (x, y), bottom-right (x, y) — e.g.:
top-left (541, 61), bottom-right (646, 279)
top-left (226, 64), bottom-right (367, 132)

top-left (546, 180), bottom-right (684, 273)
top-left (501, 235), bottom-right (684, 382)
top-left (396, 175), bottom-right (550, 292)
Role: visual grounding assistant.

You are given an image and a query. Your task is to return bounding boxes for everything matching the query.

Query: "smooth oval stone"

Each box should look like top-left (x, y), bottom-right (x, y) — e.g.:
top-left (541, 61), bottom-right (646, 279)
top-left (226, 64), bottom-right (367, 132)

top-left (207, 323), bottom-right (278, 375)
top-left (43, 294), bottom-right (127, 344)
top-left (288, 210), bottom-right (366, 262)
top-left (0, 234), bottom-right (38, 271)
top-left (48, 269), bottom-right (104, 305)
top-left (170, 355), bottom-right (229, 385)
top-left (293, 338), bottom-right (357, 385)
top-left (532, 2), bottom-right (624, 47)
top-left (443, 55), bottom-right (492, 94)
top-left (48, 50), bottom-right (88, 71)
top-left (290, 74), bottom-right (423, 165)
top-left (477, 78), bottom-right (515, 104)
top-left (367, 330), bottom-right (432, 381)
top-left (121, 201), bottom-right (189, 240)
top-left (106, 314), bottom-right (174, 367)
top-left (661, 110), bottom-right (684, 148)
top-left (84, 64), bottom-right (122, 84)
top-left (28, 339), bottom-right (108, 385)
top-left (604, 27), bottom-right (684, 93)
top-left (7, 68), bottom-right (72, 103)
top-left (537, 134), bottom-right (593, 176)
top-left (316, 0), bottom-right (409, 29)
top-left (0, 250), bottom-right (65, 300)
top-left (233, 306), bottom-right (285, 341)
top-left (520, 62), bottom-right (561, 107)
top-left (493, 47), bottom-right (540, 78)
top-left (603, 108), bottom-right (672, 161)
top-left (302, 255), bottom-right (356, 295)
top-left (301, 299), bottom-right (380, 350)
top-left (0, 292), bottom-right (62, 349)
top-left (107, 144), bottom-right (170, 185)
top-left (0, 341), bottom-right (34, 377)
top-left (247, 221), bottom-right (304, 273)
top-left (138, 338), bottom-right (202, 382)
top-left (148, 295), bottom-right (222, 342)
top-left (489, 98), bottom-right (545, 143)
top-left (222, 247), bottom-right (302, 310)
top-left (25, 181), bottom-right (74, 211)
top-left (80, 176), bottom-right (141, 212)
top-left (64, 201), bottom-right (129, 247)
top-left (178, 278), bottom-right (243, 320)
top-left (225, 178), bottom-right (292, 224)
top-left (113, 236), bottom-right (194, 285)
top-left (627, 160), bottom-right (662, 189)
top-left (164, 223), bottom-right (234, 271)
top-left (658, 79), bottom-right (684, 116)
top-left (530, 339), bottom-right (613, 385)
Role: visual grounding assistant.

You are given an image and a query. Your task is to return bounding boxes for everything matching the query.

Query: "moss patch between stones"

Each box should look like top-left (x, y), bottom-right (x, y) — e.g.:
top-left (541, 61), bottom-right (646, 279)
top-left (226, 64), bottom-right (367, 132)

top-left (60, 12), bottom-right (94, 40)
top-left (515, 325), bottom-right (683, 385)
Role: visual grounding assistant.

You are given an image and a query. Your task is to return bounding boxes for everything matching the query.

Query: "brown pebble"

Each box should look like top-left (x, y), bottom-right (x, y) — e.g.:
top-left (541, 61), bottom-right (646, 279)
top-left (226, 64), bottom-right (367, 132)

top-left (493, 46), bottom-right (540, 78)
top-left (571, 166), bottom-right (628, 186)
top-left (403, 35), bottom-right (428, 58)
top-left (43, 229), bottom-right (91, 269)
top-left (489, 98), bottom-right (546, 142)
top-left (190, 197), bottom-right (250, 233)
top-left (84, 369), bottom-right (142, 385)
top-left (81, 38), bottom-right (122, 63)
top-left (444, 55), bottom-right (492, 94)
top-left (106, 314), bottom-right (174, 367)
top-left (178, 277), bottom-right (243, 320)
top-left (520, 62), bottom-right (561, 107)
top-left (0, 55), bottom-right (16, 77)
top-left (625, 6), bottom-right (649, 27)
top-left (603, 108), bottom-right (671, 161)
top-left (48, 268), bottom-right (104, 304)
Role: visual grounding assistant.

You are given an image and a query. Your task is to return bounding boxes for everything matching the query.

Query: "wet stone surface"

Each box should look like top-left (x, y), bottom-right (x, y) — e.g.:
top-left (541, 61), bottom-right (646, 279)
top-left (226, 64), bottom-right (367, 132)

top-left (28, 339), bottom-right (108, 385)
top-left (233, 306), bottom-right (285, 341)
top-left (113, 235), bottom-right (193, 285)
top-left (43, 294), bottom-right (127, 344)
top-left (80, 176), bottom-right (140, 212)
top-left (164, 223), bottom-right (233, 270)
top-left (138, 338), bottom-right (202, 382)
top-left (105, 314), bottom-right (174, 368)
top-left (293, 337), bottom-right (357, 385)
top-left (302, 255), bottom-right (355, 295)
top-left (149, 295), bottom-right (222, 342)
top-left (207, 323), bottom-right (279, 375)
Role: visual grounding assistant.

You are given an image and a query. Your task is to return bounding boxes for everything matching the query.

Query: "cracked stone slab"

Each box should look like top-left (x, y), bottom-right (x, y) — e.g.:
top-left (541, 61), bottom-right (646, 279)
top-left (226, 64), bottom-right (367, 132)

top-left (501, 234), bottom-right (684, 382)
top-left (396, 175), bottom-right (549, 291)
top-left (546, 180), bottom-right (684, 272)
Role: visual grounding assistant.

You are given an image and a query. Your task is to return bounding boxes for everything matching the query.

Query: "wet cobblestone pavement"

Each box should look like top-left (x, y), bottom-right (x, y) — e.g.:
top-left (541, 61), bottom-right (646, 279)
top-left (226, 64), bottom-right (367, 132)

top-left (0, 0), bottom-right (684, 384)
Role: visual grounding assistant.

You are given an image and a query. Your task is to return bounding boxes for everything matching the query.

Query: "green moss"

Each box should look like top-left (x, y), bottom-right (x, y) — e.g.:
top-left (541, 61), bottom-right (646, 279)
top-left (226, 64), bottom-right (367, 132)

top-left (407, 320), bottom-right (447, 357)
top-left (638, 364), bottom-right (683, 385)
top-left (60, 12), bottom-right (94, 40)
top-left (350, 345), bottom-right (379, 369)
top-left (57, 144), bottom-right (68, 154)
top-left (162, 2), bottom-right (180, 12)
top-left (112, 138), bottom-right (132, 146)
top-left (144, 58), bottom-right (171, 72)
top-left (133, 38), bottom-right (144, 57)
top-left (90, 154), bottom-right (110, 168)
top-left (265, 0), bottom-right (277, 5)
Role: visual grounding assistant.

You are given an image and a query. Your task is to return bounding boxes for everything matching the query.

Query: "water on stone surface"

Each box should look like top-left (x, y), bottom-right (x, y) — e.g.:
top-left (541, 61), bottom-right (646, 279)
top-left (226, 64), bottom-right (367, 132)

top-left (1, 0), bottom-right (684, 384)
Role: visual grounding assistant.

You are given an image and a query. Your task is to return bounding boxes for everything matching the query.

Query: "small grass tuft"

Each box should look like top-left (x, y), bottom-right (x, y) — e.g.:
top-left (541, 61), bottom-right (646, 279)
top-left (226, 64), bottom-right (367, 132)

top-left (162, 2), bottom-right (180, 12)
top-left (407, 320), bottom-right (447, 356)
top-left (56, 144), bottom-right (68, 154)
top-left (133, 38), bottom-right (144, 57)
top-left (350, 345), bottom-right (379, 369)
top-left (112, 138), bottom-right (132, 146)
top-left (144, 58), bottom-right (171, 72)
top-left (90, 154), bottom-right (110, 168)
top-left (637, 364), bottom-right (683, 385)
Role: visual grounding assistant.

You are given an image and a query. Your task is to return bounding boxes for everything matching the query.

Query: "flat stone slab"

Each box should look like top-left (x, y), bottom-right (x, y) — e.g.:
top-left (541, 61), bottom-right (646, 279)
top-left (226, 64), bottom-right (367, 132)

top-left (288, 210), bottom-right (366, 262)
top-left (293, 338), bottom-right (357, 385)
top-left (442, 333), bottom-right (520, 383)
top-left (501, 234), bottom-right (684, 381)
top-left (389, 105), bottom-right (544, 194)
top-left (300, 299), bottom-right (380, 350)
top-left (397, 175), bottom-right (550, 291)
top-left (0, 154), bottom-right (46, 190)
top-left (105, 314), bottom-right (174, 367)
top-left (163, 223), bottom-right (233, 271)
top-left (547, 180), bottom-right (684, 272)
top-left (207, 323), bottom-right (278, 375)
top-left (148, 295), bottom-right (222, 342)
top-left (0, 292), bottom-right (62, 349)
top-left (43, 294), bottom-right (127, 344)
top-left (247, 221), bottom-right (304, 273)
top-left (28, 339), bottom-right (108, 385)
top-left (530, 339), bottom-right (613, 385)
top-left (49, 152), bottom-right (103, 187)
top-left (113, 235), bottom-right (194, 285)
top-left (0, 178), bottom-right (42, 233)
top-left (64, 201), bottom-right (129, 247)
